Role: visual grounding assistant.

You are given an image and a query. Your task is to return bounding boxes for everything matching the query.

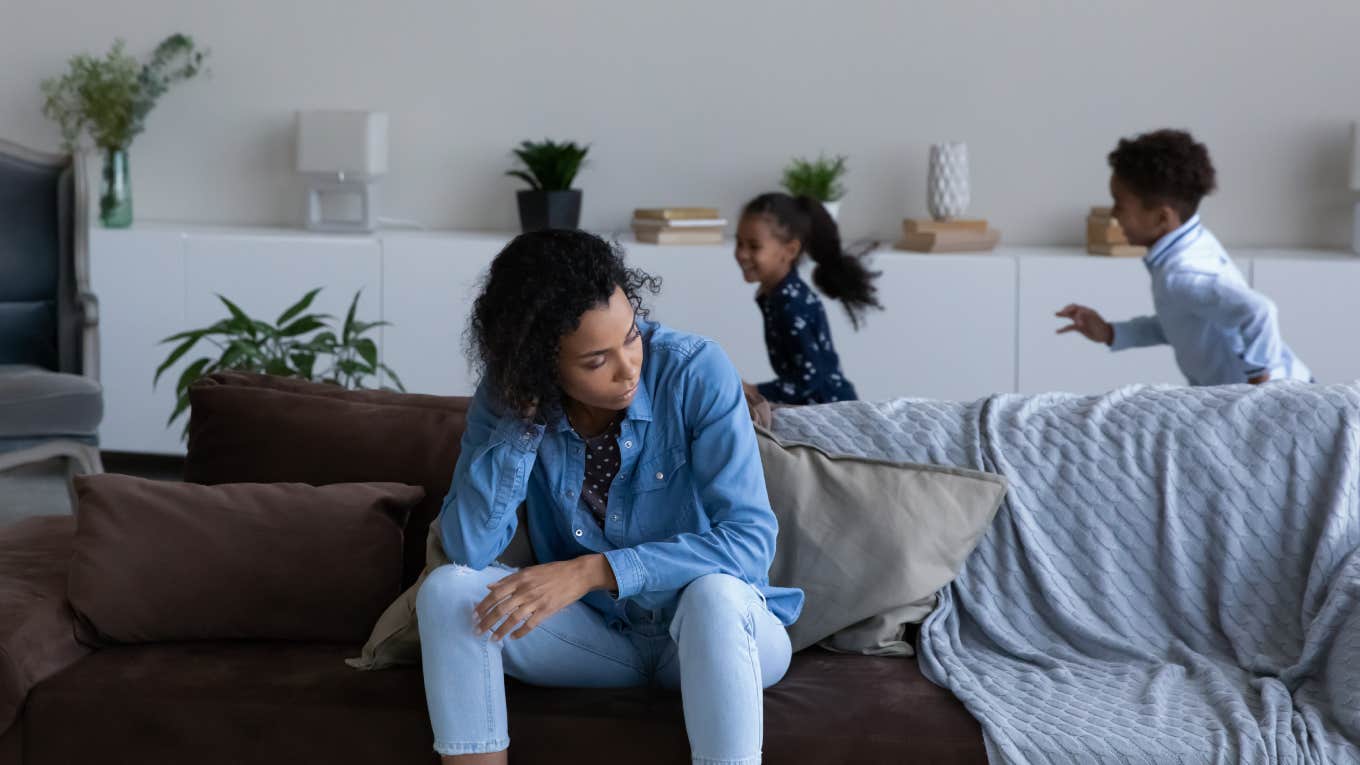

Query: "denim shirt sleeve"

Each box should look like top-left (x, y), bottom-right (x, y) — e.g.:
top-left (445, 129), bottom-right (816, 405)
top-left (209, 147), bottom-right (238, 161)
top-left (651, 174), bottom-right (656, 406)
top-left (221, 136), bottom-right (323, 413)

top-left (603, 342), bottom-right (778, 598)
top-left (437, 382), bottom-right (543, 569)
top-left (1185, 275), bottom-right (1284, 377)
top-left (1110, 314), bottom-right (1168, 351)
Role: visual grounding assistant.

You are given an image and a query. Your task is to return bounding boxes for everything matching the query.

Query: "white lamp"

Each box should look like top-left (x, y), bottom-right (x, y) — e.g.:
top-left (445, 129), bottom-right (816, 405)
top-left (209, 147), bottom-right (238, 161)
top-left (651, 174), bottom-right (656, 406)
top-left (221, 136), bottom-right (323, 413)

top-left (1350, 121), bottom-right (1360, 254)
top-left (296, 110), bottom-right (388, 232)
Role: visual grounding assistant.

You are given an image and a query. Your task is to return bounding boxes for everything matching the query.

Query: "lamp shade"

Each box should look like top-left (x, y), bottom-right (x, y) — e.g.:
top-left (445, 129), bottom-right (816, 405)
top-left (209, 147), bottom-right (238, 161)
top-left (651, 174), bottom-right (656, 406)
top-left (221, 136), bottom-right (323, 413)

top-left (1351, 121), bottom-right (1360, 191)
top-left (295, 110), bottom-right (388, 177)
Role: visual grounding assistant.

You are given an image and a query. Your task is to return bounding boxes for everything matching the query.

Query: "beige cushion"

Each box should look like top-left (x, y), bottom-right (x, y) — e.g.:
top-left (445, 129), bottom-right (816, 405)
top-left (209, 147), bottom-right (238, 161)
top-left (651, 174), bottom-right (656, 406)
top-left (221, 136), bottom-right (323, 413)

top-left (759, 426), bottom-right (1007, 655)
top-left (349, 424), bottom-right (1006, 668)
top-left (347, 505), bottom-right (534, 670)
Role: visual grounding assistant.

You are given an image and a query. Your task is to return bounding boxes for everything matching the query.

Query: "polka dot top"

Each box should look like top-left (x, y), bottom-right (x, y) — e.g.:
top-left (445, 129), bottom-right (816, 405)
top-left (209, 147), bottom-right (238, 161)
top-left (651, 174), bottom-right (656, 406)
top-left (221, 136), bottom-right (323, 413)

top-left (579, 416), bottom-right (624, 526)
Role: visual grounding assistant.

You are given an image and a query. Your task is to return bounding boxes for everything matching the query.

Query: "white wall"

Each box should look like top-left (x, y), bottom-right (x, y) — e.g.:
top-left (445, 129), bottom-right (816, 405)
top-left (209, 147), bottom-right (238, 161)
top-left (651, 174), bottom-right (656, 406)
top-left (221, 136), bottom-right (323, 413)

top-left (4, 0), bottom-right (1359, 247)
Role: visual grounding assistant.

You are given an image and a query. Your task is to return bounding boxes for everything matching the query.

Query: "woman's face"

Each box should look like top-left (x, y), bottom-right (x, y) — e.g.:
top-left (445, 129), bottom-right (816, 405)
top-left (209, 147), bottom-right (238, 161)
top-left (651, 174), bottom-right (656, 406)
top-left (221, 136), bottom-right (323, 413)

top-left (557, 287), bottom-right (644, 413)
top-left (734, 214), bottom-right (800, 287)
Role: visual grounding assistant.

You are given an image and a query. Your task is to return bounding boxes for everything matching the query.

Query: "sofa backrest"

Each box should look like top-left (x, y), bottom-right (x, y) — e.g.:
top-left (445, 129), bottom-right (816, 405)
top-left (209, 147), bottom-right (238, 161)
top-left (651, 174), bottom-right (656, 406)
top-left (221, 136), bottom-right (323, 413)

top-left (184, 371), bottom-right (471, 587)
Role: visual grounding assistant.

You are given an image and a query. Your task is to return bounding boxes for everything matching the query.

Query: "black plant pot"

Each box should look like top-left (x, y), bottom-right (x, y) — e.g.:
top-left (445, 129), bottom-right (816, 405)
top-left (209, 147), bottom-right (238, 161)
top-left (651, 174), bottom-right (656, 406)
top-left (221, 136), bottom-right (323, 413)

top-left (516, 189), bottom-right (582, 232)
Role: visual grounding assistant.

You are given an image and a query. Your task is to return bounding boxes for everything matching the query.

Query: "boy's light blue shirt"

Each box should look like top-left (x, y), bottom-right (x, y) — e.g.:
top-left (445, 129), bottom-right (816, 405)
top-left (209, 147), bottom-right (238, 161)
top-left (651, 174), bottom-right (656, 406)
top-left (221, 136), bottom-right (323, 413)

top-left (1110, 215), bottom-right (1311, 385)
top-left (437, 321), bottom-right (804, 628)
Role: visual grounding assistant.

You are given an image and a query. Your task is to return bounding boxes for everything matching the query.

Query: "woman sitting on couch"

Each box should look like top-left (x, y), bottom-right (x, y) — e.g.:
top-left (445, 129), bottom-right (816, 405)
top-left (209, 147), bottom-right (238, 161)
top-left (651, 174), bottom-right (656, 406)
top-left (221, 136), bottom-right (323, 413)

top-left (415, 229), bottom-right (804, 765)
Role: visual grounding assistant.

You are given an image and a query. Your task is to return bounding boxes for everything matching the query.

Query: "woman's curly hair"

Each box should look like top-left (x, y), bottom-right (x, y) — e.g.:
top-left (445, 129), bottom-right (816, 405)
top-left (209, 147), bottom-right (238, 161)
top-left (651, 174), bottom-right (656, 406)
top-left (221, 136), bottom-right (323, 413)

top-left (466, 229), bottom-right (661, 418)
top-left (1108, 129), bottom-right (1217, 221)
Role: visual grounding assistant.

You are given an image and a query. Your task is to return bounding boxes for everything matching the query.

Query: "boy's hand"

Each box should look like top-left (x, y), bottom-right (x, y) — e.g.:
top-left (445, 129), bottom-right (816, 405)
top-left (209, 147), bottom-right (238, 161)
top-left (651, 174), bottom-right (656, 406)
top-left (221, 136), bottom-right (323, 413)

top-left (1056, 304), bottom-right (1114, 345)
top-left (474, 554), bottom-right (616, 640)
top-left (1248, 372), bottom-right (1271, 385)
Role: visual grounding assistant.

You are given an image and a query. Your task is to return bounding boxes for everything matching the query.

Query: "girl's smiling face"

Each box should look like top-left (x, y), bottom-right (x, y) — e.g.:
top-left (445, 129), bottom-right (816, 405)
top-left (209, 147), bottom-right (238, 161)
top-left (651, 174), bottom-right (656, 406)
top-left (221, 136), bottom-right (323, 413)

top-left (735, 213), bottom-right (800, 291)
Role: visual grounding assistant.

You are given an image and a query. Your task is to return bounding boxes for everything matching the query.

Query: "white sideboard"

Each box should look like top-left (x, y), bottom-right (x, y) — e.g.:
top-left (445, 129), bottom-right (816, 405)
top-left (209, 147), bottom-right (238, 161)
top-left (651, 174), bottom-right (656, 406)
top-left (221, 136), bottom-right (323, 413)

top-left (90, 223), bottom-right (1360, 454)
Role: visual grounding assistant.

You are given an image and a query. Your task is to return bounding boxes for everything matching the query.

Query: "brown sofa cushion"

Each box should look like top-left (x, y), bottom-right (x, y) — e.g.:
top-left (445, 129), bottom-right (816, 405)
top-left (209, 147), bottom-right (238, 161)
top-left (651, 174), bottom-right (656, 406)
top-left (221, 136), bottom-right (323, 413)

top-left (68, 474), bottom-right (422, 644)
top-left (0, 516), bottom-right (89, 739)
top-left (22, 642), bottom-right (985, 765)
top-left (0, 722), bottom-right (17, 765)
top-left (185, 372), bottom-right (471, 587)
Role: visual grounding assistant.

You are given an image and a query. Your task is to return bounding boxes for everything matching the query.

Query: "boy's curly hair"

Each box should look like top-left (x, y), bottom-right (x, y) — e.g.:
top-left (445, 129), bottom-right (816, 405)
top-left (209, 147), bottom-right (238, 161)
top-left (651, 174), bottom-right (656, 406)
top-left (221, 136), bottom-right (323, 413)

top-left (466, 229), bottom-right (660, 418)
top-left (1108, 129), bottom-right (1217, 220)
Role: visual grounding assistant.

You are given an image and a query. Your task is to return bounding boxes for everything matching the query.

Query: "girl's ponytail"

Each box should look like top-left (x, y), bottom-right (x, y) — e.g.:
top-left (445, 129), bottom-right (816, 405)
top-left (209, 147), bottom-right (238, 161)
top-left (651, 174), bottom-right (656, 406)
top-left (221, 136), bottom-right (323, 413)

top-left (791, 195), bottom-right (882, 329)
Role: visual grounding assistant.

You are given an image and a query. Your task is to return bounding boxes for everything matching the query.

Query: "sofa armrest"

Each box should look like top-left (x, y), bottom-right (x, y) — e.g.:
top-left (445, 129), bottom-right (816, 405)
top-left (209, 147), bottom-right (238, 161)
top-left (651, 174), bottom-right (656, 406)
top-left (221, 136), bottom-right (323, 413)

top-left (77, 290), bottom-right (99, 382)
top-left (0, 516), bottom-right (90, 737)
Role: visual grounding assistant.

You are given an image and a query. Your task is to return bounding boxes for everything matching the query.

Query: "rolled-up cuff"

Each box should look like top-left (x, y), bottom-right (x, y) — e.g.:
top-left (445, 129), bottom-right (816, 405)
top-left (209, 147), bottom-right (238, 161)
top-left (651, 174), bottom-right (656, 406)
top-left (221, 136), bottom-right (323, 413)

top-left (603, 547), bottom-right (646, 599)
top-left (433, 736), bottom-right (510, 756)
top-left (494, 418), bottom-right (544, 452)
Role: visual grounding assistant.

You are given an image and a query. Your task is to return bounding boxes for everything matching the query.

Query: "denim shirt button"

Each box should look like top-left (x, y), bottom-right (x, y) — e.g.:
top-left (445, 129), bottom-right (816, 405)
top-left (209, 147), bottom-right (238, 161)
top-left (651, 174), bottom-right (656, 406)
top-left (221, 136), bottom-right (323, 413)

top-left (574, 529), bottom-right (584, 537)
top-left (655, 472), bottom-right (664, 480)
top-left (624, 440), bottom-right (633, 449)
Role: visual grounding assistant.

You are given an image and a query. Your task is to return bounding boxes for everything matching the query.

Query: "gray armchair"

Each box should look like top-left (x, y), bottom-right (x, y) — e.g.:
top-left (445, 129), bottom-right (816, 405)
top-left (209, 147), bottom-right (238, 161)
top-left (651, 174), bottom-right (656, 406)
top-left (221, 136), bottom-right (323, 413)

top-left (0, 139), bottom-right (103, 479)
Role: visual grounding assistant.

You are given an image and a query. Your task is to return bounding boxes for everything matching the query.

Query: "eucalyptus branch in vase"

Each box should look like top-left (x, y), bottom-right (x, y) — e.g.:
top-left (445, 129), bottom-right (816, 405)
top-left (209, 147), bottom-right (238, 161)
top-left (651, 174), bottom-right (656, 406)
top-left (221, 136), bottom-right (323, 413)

top-left (40, 34), bottom-right (209, 227)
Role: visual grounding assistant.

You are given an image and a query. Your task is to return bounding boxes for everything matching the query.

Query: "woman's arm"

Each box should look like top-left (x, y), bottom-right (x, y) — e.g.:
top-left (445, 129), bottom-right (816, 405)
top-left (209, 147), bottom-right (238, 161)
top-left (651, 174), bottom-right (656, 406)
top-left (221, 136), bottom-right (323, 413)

top-left (438, 383), bottom-right (542, 569)
top-left (605, 342), bottom-right (778, 597)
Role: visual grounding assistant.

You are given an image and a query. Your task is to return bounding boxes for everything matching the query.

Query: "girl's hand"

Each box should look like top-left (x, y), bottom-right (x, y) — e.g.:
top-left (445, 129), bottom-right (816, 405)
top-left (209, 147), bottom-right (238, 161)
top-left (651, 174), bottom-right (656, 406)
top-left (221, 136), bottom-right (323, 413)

top-left (474, 554), bottom-right (617, 640)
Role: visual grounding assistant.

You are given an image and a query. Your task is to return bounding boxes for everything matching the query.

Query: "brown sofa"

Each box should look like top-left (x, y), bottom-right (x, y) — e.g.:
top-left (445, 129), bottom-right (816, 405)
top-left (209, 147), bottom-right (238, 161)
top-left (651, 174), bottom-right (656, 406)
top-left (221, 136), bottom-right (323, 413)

top-left (0, 372), bottom-right (985, 764)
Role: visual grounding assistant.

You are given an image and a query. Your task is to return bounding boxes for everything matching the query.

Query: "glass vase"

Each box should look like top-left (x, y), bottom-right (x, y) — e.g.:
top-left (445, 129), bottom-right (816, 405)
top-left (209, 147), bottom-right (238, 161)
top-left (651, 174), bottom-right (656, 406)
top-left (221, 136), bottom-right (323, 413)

top-left (100, 147), bottom-right (133, 228)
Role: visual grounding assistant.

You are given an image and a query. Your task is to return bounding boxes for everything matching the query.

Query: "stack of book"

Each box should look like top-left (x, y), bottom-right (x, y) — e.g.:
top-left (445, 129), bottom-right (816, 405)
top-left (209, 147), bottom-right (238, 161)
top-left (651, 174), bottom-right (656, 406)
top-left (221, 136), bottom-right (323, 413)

top-left (631, 207), bottom-right (726, 245)
top-left (895, 218), bottom-right (1000, 253)
top-left (1086, 207), bottom-right (1146, 257)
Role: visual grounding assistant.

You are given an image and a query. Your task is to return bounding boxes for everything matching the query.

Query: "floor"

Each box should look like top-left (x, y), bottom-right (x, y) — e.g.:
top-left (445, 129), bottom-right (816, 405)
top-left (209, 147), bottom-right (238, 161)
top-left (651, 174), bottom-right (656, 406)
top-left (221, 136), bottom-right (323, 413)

top-left (0, 451), bottom-right (184, 529)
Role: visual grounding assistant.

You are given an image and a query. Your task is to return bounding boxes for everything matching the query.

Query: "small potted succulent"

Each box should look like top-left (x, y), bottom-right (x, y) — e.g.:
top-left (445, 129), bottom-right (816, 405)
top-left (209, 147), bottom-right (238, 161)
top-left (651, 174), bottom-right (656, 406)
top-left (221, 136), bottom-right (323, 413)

top-left (781, 153), bottom-right (848, 222)
top-left (506, 139), bottom-right (590, 231)
top-left (41, 34), bottom-right (209, 228)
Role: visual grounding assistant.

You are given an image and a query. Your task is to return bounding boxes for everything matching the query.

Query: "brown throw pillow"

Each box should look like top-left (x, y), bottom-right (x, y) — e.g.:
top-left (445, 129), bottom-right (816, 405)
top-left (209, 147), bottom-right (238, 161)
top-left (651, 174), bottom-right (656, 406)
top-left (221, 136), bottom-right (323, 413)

top-left (184, 372), bottom-right (470, 587)
top-left (68, 474), bottom-right (423, 644)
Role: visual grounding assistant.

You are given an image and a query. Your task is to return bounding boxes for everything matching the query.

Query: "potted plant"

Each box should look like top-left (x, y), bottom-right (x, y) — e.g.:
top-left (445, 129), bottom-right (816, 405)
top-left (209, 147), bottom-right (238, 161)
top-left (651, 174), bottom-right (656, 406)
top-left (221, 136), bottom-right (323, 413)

top-left (506, 139), bottom-right (589, 231)
top-left (153, 287), bottom-right (403, 438)
top-left (781, 153), bottom-right (849, 222)
top-left (41, 34), bottom-right (208, 228)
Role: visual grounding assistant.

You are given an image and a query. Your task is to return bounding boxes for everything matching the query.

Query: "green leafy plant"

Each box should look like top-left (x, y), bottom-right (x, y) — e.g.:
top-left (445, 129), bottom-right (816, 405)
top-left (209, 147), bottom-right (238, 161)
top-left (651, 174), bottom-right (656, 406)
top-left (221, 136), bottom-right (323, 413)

top-left (780, 153), bottom-right (849, 202)
top-left (153, 288), bottom-right (403, 436)
top-left (506, 139), bottom-right (590, 191)
top-left (41, 34), bottom-right (208, 151)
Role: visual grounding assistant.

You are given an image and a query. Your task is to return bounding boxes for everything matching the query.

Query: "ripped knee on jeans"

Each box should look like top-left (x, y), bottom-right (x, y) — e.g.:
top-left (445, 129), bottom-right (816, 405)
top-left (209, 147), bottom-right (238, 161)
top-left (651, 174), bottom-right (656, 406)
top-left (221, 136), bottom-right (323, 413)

top-left (444, 560), bottom-right (518, 576)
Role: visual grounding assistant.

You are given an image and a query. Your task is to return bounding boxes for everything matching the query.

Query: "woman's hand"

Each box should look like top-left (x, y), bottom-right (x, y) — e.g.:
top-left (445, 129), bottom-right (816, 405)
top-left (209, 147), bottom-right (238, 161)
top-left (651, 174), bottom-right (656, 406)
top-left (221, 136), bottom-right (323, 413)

top-left (474, 554), bottom-right (617, 640)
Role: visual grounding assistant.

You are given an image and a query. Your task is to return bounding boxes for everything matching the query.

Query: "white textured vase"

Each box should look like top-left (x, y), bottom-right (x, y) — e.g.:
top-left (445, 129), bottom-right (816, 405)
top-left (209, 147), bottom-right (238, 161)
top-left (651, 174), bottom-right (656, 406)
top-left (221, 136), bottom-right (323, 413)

top-left (927, 142), bottom-right (970, 221)
top-left (822, 199), bottom-right (842, 223)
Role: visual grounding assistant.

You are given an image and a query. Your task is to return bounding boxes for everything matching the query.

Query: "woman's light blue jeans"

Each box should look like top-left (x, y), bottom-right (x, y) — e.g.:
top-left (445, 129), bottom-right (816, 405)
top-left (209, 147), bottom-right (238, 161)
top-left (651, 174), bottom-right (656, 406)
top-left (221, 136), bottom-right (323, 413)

top-left (416, 564), bottom-right (792, 765)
